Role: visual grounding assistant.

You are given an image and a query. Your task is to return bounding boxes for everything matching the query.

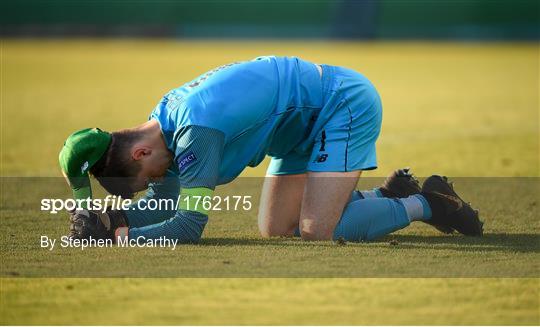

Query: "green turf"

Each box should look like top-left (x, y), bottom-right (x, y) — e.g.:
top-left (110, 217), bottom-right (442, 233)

top-left (1, 40), bottom-right (537, 177)
top-left (1, 40), bottom-right (539, 325)
top-left (1, 177), bottom-right (539, 278)
top-left (1, 278), bottom-right (538, 325)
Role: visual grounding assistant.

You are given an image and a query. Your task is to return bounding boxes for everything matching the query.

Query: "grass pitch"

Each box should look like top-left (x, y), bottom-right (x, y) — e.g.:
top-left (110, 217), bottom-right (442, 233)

top-left (1, 40), bottom-right (539, 325)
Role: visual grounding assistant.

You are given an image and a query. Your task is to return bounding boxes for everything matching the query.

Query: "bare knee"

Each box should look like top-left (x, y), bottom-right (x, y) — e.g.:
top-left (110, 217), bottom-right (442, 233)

top-left (297, 171), bottom-right (361, 241)
top-left (258, 218), bottom-right (295, 238)
top-left (299, 224), bottom-right (333, 241)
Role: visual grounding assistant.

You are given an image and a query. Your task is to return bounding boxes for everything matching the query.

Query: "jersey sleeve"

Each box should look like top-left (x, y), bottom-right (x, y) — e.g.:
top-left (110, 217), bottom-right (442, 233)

top-left (173, 125), bottom-right (225, 190)
top-left (124, 169), bottom-right (180, 228)
top-left (127, 125), bottom-right (225, 244)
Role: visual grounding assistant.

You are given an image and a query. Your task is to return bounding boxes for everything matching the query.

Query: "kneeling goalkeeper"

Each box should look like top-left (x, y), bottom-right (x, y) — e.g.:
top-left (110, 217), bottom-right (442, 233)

top-left (60, 56), bottom-right (483, 243)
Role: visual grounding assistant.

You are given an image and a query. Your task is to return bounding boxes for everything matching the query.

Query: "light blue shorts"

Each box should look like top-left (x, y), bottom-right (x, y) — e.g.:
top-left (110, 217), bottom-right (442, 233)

top-left (267, 64), bottom-right (382, 175)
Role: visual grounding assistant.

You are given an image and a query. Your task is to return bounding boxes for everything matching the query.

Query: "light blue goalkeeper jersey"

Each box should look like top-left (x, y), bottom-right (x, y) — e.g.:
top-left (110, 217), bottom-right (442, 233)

top-left (150, 56), bottom-right (324, 185)
top-left (128, 56), bottom-right (382, 243)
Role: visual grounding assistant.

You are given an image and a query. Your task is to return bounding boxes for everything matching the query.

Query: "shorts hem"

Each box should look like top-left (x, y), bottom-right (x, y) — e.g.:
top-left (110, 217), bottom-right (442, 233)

top-left (306, 165), bottom-right (378, 172)
top-left (266, 170), bottom-right (308, 176)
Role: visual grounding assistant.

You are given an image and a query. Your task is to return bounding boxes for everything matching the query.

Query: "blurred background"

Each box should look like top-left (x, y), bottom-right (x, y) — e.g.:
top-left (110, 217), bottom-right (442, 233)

top-left (1, 0), bottom-right (538, 177)
top-left (2, 0), bottom-right (539, 39)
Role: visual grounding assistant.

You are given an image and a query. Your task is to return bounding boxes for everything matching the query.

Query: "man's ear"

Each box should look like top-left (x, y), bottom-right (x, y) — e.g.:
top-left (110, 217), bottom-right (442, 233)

top-left (132, 147), bottom-right (151, 161)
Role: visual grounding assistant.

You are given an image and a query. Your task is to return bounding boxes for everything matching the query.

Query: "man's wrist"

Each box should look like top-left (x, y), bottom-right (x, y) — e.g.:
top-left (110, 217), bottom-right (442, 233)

top-left (115, 227), bottom-right (129, 242)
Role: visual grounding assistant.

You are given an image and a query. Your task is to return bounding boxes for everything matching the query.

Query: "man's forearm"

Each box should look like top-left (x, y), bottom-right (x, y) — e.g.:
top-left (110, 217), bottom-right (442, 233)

top-left (125, 169), bottom-right (181, 228)
top-left (128, 210), bottom-right (208, 244)
top-left (125, 197), bottom-right (178, 228)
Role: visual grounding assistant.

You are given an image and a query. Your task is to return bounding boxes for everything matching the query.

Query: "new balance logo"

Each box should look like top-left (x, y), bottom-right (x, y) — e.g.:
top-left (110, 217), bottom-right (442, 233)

top-left (313, 154), bottom-right (328, 163)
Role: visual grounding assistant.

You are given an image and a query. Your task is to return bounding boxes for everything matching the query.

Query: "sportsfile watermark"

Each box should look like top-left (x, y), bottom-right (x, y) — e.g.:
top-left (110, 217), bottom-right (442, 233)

top-left (1, 177), bottom-right (539, 278)
top-left (40, 194), bottom-right (253, 214)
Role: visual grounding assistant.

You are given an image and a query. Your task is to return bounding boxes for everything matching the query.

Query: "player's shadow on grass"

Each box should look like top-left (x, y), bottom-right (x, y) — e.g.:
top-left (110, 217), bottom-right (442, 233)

top-left (386, 233), bottom-right (539, 253)
top-left (202, 233), bottom-right (539, 254)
